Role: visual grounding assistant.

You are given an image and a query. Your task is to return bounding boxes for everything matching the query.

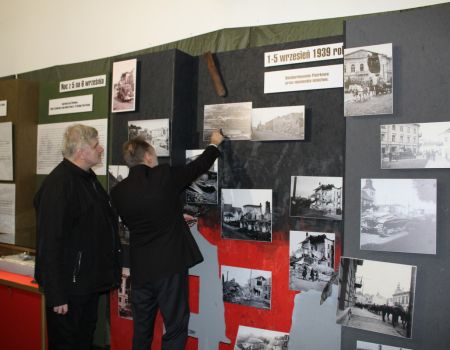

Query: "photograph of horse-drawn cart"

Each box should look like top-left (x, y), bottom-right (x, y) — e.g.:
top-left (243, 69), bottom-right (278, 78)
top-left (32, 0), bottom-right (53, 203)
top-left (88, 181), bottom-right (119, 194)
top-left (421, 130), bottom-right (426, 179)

top-left (344, 43), bottom-right (393, 117)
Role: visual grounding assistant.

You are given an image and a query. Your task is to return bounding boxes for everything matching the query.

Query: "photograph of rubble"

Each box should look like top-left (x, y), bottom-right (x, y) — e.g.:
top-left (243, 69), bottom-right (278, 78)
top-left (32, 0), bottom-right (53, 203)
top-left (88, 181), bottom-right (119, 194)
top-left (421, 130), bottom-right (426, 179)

top-left (344, 43), bottom-right (393, 117)
top-left (128, 118), bottom-right (170, 157)
top-left (360, 178), bottom-right (436, 254)
top-left (290, 176), bottom-right (343, 220)
top-left (222, 265), bottom-right (272, 310)
top-left (251, 105), bottom-right (305, 141)
top-left (336, 257), bottom-right (416, 339)
top-left (289, 230), bottom-right (335, 292)
top-left (381, 121), bottom-right (450, 169)
top-left (185, 149), bottom-right (218, 204)
top-left (234, 325), bottom-right (289, 350)
top-left (203, 102), bottom-right (252, 141)
top-left (111, 58), bottom-right (137, 113)
top-left (221, 189), bottom-right (272, 242)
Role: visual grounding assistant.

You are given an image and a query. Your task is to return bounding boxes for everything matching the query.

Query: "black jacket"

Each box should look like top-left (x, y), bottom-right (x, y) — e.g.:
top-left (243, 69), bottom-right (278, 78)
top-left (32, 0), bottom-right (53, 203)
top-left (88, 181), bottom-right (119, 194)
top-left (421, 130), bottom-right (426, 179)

top-left (110, 145), bottom-right (220, 286)
top-left (34, 159), bottom-right (122, 307)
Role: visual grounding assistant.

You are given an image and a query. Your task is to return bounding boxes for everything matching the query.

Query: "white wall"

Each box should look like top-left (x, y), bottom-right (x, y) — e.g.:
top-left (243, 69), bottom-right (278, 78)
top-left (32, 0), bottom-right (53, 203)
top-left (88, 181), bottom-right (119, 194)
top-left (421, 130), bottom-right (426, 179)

top-left (0, 0), bottom-right (447, 77)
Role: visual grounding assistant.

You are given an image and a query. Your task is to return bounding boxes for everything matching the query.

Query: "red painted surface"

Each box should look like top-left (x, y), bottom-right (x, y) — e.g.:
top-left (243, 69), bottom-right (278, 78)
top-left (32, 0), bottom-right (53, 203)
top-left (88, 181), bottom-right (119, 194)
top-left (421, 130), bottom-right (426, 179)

top-left (0, 270), bottom-right (43, 350)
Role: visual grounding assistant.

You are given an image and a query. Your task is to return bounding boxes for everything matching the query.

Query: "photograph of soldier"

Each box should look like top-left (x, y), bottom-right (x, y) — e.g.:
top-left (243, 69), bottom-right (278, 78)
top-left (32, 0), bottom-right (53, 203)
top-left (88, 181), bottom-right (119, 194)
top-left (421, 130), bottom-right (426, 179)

top-left (111, 58), bottom-right (137, 112)
top-left (344, 43), bottom-right (393, 117)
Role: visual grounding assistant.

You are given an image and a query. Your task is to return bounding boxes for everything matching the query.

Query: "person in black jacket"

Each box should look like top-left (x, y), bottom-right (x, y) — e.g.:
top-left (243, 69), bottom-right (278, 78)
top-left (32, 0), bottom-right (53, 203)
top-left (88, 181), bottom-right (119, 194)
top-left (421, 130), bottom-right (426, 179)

top-left (34, 124), bottom-right (121, 350)
top-left (110, 130), bottom-right (224, 350)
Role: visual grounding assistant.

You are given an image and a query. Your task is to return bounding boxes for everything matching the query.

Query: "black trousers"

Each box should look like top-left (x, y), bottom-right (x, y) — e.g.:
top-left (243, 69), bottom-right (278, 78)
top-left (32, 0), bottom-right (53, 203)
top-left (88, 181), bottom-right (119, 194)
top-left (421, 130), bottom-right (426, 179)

top-left (131, 270), bottom-right (190, 350)
top-left (46, 293), bottom-right (100, 350)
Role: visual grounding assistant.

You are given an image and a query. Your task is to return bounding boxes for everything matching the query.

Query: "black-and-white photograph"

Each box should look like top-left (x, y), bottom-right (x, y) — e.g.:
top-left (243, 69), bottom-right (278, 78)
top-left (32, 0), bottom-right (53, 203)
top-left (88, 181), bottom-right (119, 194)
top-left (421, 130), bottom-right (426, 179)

top-left (185, 149), bottom-right (218, 204)
top-left (251, 105), bottom-right (305, 141)
top-left (381, 122), bottom-right (450, 169)
top-left (222, 265), bottom-right (272, 310)
top-left (234, 325), bottom-right (289, 350)
top-left (357, 340), bottom-right (412, 350)
top-left (361, 178), bottom-right (436, 254)
top-left (108, 165), bottom-right (129, 191)
top-left (128, 118), bottom-right (170, 157)
top-left (336, 257), bottom-right (416, 339)
top-left (289, 231), bottom-right (335, 292)
top-left (203, 102), bottom-right (252, 141)
top-left (344, 43), bottom-right (393, 117)
top-left (111, 58), bottom-right (137, 113)
top-left (118, 267), bottom-right (132, 320)
top-left (221, 189), bottom-right (272, 242)
top-left (290, 176), bottom-right (343, 220)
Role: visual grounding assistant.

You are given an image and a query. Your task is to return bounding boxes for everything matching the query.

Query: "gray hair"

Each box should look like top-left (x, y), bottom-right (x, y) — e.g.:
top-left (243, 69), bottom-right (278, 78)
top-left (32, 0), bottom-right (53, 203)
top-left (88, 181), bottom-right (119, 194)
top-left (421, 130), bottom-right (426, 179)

top-left (122, 137), bottom-right (155, 167)
top-left (62, 124), bottom-right (98, 158)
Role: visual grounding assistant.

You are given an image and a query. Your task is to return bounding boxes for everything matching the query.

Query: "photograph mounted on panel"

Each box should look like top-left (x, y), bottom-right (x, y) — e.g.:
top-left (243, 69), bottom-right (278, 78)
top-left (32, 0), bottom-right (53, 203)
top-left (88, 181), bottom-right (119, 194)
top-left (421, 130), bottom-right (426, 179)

top-left (118, 267), bottom-right (132, 320)
top-left (289, 231), bottom-right (335, 292)
top-left (234, 325), bottom-right (289, 350)
top-left (128, 118), bottom-right (170, 157)
top-left (381, 122), bottom-right (450, 169)
top-left (360, 178), bottom-right (436, 254)
top-left (290, 176), bottom-right (343, 220)
top-left (251, 105), bottom-right (305, 141)
top-left (357, 340), bottom-right (412, 350)
top-left (344, 43), bottom-right (393, 117)
top-left (108, 165), bottom-right (129, 191)
top-left (221, 189), bottom-right (272, 242)
top-left (221, 265), bottom-right (272, 310)
top-left (337, 257), bottom-right (416, 338)
top-left (203, 102), bottom-right (252, 141)
top-left (111, 58), bottom-right (137, 113)
top-left (185, 149), bottom-right (218, 204)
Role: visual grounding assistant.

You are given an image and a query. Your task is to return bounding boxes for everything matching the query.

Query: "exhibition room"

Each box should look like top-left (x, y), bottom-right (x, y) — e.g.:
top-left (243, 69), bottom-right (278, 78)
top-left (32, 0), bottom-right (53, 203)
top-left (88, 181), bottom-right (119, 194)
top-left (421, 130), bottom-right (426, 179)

top-left (0, 1), bottom-right (449, 349)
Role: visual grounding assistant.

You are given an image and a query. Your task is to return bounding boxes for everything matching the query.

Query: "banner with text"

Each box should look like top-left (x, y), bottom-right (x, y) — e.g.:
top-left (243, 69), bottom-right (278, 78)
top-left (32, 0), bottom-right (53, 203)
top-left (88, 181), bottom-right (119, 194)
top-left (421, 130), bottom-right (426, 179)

top-left (264, 64), bottom-right (343, 94)
top-left (264, 43), bottom-right (343, 67)
top-left (59, 75), bottom-right (106, 93)
top-left (48, 94), bottom-right (93, 115)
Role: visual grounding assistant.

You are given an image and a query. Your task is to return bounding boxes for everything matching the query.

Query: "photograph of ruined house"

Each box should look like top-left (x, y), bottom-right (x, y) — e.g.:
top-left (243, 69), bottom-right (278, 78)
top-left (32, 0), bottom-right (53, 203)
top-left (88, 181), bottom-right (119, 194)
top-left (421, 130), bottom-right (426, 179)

top-left (381, 121), bottom-right (450, 169)
top-left (336, 257), bottom-right (416, 339)
top-left (203, 102), bottom-right (252, 141)
top-left (118, 267), bottom-right (132, 319)
top-left (360, 178), bottom-right (436, 254)
top-left (111, 58), bottom-right (137, 113)
top-left (222, 265), bottom-right (272, 310)
top-left (344, 43), bottom-right (393, 117)
top-left (128, 118), bottom-right (170, 157)
top-left (357, 340), bottom-right (412, 350)
top-left (234, 325), bottom-right (289, 350)
top-left (289, 230), bottom-right (335, 292)
top-left (251, 105), bottom-right (305, 141)
top-left (185, 149), bottom-right (218, 204)
top-left (221, 189), bottom-right (272, 242)
top-left (290, 176), bottom-right (343, 220)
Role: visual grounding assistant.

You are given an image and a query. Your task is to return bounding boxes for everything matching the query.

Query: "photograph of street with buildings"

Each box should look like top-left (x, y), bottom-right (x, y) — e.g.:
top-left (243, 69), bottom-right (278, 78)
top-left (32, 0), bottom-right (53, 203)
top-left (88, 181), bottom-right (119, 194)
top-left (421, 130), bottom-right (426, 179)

top-left (221, 189), bottom-right (272, 242)
top-left (289, 230), bottom-right (335, 292)
top-left (360, 178), bottom-right (436, 254)
top-left (111, 58), bottom-right (136, 113)
top-left (128, 118), bottom-right (170, 157)
top-left (344, 43), bottom-right (393, 117)
top-left (357, 340), bottom-right (412, 350)
top-left (381, 122), bottom-right (450, 169)
top-left (185, 149), bottom-right (218, 204)
top-left (222, 265), bottom-right (272, 310)
top-left (203, 102), bottom-right (252, 141)
top-left (234, 325), bottom-right (289, 350)
top-left (290, 176), bottom-right (343, 220)
top-left (336, 257), bottom-right (416, 339)
top-left (251, 105), bottom-right (305, 141)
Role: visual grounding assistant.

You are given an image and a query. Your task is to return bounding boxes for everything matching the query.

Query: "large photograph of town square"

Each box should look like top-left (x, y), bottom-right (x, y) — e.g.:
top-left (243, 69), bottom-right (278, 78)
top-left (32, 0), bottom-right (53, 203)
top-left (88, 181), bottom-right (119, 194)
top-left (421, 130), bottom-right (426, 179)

top-left (221, 189), bottom-right (272, 242)
top-left (222, 265), bottom-right (272, 310)
top-left (360, 178), bottom-right (436, 254)
top-left (336, 257), bottom-right (416, 339)
top-left (381, 121), bottom-right (450, 169)
top-left (290, 176), bottom-right (343, 220)
top-left (289, 231), bottom-right (335, 292)
top-left (344, 43), bottom-right (393, 117)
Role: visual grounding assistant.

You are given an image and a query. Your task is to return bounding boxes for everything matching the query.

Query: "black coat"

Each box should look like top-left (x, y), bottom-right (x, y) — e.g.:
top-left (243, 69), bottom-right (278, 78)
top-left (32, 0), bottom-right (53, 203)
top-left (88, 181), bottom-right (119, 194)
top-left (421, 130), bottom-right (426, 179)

top-left (34, 159), bottom-right (122, 306)
top-left (110, 145), bottom-right (220, 286)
